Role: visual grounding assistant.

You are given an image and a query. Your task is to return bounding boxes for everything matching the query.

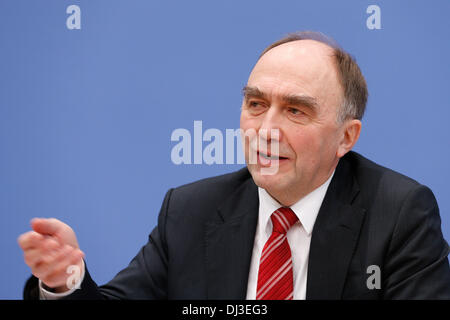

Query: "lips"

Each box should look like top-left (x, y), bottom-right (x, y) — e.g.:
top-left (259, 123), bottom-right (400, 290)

top-left (257, 151), bottom-right (289, 167)
top-left (258, 151), bottom-right (288, 160)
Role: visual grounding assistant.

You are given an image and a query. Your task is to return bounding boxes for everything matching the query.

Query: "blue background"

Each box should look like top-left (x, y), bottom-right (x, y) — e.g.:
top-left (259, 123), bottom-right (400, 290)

top-left (1, 0), bottom-right (449, 299)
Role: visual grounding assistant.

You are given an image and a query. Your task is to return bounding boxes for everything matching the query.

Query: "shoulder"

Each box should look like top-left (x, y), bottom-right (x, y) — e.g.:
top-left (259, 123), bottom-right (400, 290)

top-left (173, 167), bottom-right (251, 196)
top-left (342, 153), bottom-right (449, 299)
top-left (342, 151), bottom-right (440, 232)
top-left (165, 167), bottom-right (253, 213)
top-left (343, 151), bottom-right (425, 201)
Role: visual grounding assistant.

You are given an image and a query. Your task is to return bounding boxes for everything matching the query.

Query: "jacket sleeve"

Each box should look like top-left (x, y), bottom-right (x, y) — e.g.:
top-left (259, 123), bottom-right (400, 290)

top-left (383, 185), bottom-right (450, 299)
top-left (23, 188), bottom-right (173, 300)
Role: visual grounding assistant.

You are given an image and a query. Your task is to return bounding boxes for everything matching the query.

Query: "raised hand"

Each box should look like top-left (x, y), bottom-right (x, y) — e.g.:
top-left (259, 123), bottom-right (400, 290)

top-left (18, 218), bottom-right (85, 293)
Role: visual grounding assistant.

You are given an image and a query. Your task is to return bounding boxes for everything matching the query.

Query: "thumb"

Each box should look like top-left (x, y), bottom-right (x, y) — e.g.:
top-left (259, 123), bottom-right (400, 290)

top-left (31, 218), bottom-right (63, 236)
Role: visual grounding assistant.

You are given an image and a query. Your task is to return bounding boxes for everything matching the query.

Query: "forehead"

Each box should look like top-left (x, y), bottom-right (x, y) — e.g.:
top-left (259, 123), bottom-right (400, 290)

top-left (247, 40), bottom-right (342, 105)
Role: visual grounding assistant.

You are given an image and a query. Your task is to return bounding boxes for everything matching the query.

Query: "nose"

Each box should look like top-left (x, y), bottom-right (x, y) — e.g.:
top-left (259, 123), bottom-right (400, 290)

top-left (258, 106), bottom-right (283, 143)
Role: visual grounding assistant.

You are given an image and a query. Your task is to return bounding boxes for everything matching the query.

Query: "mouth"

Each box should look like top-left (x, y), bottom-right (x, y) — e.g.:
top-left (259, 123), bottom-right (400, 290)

top-left (258, 151), bottom-right (288, 160)
top-left (257, 151), bottom-right (289, 167)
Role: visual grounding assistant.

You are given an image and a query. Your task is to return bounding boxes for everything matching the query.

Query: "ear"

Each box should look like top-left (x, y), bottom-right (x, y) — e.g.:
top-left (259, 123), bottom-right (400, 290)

top-left (336, 119), bottom-right (362, 158)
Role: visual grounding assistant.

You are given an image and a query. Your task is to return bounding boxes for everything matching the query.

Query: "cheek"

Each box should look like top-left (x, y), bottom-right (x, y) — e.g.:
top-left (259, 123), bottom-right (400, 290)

top-left (239, 114), bottom-right (248, 130)
top-left (240, 112), bottom-right (258, 131)
top-left (240, 114), bottom-right (258, 160)
top-left (288, 127), bottom-right (319, 157)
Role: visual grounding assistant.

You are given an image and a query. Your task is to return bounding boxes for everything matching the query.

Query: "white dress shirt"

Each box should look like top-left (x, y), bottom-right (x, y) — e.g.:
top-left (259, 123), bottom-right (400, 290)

top-left (246, 171), bottom-right (334, 300)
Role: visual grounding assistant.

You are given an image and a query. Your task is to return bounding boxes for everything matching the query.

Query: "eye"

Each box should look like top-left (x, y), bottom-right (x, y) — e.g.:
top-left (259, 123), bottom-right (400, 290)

top-left (288, 107), bottom-right (305, 115)
top-left (249, 101), bottom-right (262, 108)
top-left (246, 100), bottom-right (266, 110)
top-left (245, 100), bottom-right (267, 115)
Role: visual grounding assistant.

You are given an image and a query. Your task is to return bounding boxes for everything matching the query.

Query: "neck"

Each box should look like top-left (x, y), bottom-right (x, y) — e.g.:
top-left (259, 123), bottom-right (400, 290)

top-left (266, 166), bottom-right (337, 207)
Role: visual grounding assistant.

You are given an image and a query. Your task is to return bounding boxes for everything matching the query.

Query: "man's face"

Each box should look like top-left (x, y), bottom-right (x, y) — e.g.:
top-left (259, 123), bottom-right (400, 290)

top-left (240, 40), bottom-right (346, 205)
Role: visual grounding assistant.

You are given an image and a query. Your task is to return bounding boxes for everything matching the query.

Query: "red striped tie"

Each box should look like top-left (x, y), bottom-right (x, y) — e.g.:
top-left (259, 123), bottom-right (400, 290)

top-left (256, 207), bottom-right (299, 300)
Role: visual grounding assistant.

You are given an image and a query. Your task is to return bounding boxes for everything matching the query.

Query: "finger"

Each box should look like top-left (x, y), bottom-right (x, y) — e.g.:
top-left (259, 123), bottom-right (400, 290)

top-left (31, 218), bottom-right (63, 236)
top-left (24, 248), bottom-right (42, 268)
top-left (17, 231), bottom-right (45, 250)
top-left (24, 239), bottom-right (62, 268)
top-left (48, 246), bottom-right (84, 278)
top-left (32, 245), bottom-right (70, 279)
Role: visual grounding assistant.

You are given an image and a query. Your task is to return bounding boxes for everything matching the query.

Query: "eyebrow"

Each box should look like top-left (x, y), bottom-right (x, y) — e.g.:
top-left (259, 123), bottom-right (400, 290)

top-left (242, 85), bottom-right (319, 112)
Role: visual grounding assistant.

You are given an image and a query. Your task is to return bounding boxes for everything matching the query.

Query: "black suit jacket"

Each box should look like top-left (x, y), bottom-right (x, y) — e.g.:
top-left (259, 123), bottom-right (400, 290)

top-left (24, 151), bottom-right (450, 299)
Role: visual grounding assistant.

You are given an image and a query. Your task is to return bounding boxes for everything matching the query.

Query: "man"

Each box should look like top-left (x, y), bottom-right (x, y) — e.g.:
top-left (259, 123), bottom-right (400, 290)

top-left (18, 31), bottom-right (450, 299)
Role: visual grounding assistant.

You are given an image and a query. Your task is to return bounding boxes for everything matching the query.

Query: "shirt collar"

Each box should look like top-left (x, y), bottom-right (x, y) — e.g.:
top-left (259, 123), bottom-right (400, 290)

top-left (257, 170), bottom-right (335, 236)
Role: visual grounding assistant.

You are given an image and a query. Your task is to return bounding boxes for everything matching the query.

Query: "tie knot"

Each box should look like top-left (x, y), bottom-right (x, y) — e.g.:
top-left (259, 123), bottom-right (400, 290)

top-left (270, 207), bottom-right (298, 235)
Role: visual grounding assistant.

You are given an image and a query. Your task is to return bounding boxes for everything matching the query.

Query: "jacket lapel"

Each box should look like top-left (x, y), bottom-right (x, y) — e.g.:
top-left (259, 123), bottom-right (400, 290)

top-left (205, 175), bottom-right (259, 299)
top-left (306, 156), bottom-right (366, 299)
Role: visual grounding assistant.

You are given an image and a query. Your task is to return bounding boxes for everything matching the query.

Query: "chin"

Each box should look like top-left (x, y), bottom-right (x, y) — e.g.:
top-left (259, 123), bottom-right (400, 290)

top-left (248, 165), bottom-right (286, 190)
